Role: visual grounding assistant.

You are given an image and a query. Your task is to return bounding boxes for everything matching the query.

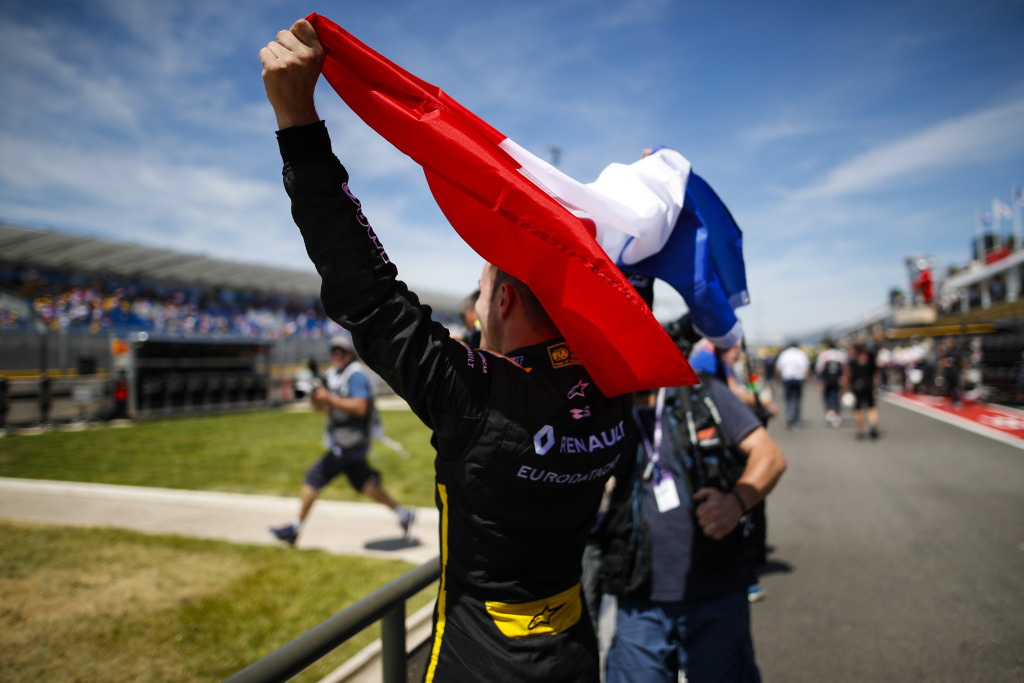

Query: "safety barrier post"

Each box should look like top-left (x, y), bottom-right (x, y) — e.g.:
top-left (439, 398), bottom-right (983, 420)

top-left (380, 605), bottom-right (407, 683)
top-left (225, 556), bottom-right (439, 683)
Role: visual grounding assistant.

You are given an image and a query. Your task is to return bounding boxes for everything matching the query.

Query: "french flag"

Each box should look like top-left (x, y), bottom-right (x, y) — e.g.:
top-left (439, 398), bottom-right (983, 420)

top-left (308, 13), bottom-right (700, 397)
top-left (498, 143), bottom-right (750, 349)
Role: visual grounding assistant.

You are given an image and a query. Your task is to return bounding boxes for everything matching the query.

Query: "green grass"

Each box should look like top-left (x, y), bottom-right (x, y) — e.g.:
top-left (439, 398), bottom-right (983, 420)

top-left (0, 407), bottom-right (437, 508)
top-left (0, 406), bottom-right (440, 681)
top-left (0, 520), bottom-right (436, 683)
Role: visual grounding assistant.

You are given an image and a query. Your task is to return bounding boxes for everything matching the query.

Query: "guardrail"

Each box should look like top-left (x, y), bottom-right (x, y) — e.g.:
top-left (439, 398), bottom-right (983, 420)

top-left (225, 556), bottom-right (441, 683)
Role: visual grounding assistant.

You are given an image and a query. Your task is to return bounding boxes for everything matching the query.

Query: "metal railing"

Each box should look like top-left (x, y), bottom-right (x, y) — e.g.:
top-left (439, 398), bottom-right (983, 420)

top-left (226, 556), bottom-right (441, 683)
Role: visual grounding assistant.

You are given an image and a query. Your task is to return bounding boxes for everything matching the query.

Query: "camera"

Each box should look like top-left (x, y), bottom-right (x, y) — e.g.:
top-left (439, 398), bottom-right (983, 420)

top-left (664, 313), bottom-right (702, 356)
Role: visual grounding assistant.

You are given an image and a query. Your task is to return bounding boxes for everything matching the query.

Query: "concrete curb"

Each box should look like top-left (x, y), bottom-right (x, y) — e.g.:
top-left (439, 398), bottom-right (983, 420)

top-left (0, 477), bottom-right (440, 565)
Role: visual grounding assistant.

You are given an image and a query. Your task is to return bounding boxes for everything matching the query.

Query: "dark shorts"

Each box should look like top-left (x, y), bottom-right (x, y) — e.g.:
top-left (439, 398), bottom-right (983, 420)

top-left (304, 444), bottom-right (379, 492)
top-left (853, 389), bottom-right (875, 410)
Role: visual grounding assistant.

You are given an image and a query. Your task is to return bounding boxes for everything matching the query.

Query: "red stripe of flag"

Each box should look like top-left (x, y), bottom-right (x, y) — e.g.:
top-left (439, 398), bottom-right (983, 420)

top-left (308, 13), bottom-right (697, 396)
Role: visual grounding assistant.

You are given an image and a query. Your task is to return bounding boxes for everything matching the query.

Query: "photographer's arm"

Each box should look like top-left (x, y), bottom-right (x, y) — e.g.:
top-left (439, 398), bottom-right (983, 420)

top-left (731, 427), bottom-right (786, 510)
top-left (694, 426), bottom-right (786, 541)
top-left (312, 387), bottom-right (369, 418)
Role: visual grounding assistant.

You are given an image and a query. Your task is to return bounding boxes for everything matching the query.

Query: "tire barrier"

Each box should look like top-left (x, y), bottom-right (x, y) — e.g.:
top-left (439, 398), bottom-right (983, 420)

top-left (0, 372), bottom-right (284, 429)
top-left (132, 371), bottom-right (272, 418)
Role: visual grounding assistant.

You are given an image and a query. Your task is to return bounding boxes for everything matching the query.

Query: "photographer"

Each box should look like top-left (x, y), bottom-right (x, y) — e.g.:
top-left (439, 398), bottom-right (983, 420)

top-left (269, 335), bottom-right (415, 547)
top-left (601, 319), bottom-right (786, 683)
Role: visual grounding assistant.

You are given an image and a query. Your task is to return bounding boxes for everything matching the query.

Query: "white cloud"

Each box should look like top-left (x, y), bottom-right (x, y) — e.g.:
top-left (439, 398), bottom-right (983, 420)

top-left (2, 0), bottom-right (1022, 344)
top-left (740, 120), bottom-right (826, 149)
top-left (797, 98), bottom-right (1024, 200)
top-left (743, 241), bottom-right (903, 342)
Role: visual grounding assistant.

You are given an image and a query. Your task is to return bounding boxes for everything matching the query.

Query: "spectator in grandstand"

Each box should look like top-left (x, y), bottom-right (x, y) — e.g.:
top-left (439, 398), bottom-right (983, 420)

top-left (815, 341), bottom-right (848, 428)
top-left (261, 20), bottom-right (632, 682)
top-left (3, 259), bottom-right (338, 339)
top-left (270, 335), bottom-right (415, 546)
top-left (847, 341), bottom-right (880, 439)
top-left (775, 341), bottom-right (810, 428)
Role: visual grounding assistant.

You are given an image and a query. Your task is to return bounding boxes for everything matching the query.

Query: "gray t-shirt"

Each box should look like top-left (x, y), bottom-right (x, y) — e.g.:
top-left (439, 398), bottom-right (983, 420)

top-left (637, 379), bottom-right (760, 603)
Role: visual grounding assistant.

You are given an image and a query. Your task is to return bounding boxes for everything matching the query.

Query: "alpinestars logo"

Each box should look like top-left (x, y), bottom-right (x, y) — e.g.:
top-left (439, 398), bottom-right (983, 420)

top-left (570, 407), bottom-right (591, 420)
top-left (568, 380), bottom-right (589, 400)
top-left (529, 603), bottom-right (565, 630)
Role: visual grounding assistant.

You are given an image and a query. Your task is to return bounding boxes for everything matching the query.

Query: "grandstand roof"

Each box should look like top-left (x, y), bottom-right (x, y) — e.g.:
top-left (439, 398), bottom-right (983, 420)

top-left (0, 221), bottom-right (464, 313)
top-left (942, 249), bottom-right (1024, 291)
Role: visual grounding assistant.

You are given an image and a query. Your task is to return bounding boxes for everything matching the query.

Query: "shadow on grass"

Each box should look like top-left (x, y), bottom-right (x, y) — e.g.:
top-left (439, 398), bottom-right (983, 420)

top-left (365, 537), bottom-right (424, 551)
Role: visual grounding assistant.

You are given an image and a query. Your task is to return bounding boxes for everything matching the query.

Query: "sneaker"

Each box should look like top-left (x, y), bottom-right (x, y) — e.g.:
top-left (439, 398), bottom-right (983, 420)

top-left (748, 584), bottom-right (766, 603)
top-left (270, 523), bottom-right (298, 546)
top-left (869, 427), bottom-right (879, 440)
top-left (399, 508), bottom-right (416, 542)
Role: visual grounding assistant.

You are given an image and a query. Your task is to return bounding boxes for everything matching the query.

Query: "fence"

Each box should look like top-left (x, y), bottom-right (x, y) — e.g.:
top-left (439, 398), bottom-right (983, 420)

top-left (226, 556), bottom-right (441, 683)
top-left (0, 329), bottom-right (394, 427)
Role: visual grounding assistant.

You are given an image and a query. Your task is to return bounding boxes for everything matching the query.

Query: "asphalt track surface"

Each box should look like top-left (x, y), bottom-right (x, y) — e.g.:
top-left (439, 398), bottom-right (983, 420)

top-left (750, 385), bottom-right (1023, 682)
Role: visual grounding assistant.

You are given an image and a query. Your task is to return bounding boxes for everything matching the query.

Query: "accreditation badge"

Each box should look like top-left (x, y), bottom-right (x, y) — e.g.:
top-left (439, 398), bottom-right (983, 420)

top-left (653, 472), bottom-right (681, 513)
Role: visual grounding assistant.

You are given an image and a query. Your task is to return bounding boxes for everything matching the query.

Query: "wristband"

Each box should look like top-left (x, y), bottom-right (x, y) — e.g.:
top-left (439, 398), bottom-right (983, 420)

top-left (731, 489), bottom-right (747, 514)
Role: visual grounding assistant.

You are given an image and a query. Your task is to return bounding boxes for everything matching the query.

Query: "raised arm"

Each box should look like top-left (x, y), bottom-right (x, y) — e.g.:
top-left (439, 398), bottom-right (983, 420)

top-left (261, 20), bottom-right (488, 437)
top-left (259, 19), bottom-right (324, 130)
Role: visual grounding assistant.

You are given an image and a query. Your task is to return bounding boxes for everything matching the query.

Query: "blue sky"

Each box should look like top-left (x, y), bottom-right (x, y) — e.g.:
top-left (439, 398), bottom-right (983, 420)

top-left (1, 0), bottom-right (1022, 343)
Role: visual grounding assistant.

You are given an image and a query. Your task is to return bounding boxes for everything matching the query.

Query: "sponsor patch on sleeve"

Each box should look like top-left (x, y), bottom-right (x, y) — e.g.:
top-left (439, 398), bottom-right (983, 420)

top-left (547, 342), bottom-right (581, 369)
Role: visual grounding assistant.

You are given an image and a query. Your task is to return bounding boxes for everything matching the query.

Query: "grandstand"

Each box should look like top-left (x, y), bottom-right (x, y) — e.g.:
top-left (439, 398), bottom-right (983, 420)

top-left (0, 221), bottom-right (465, 428)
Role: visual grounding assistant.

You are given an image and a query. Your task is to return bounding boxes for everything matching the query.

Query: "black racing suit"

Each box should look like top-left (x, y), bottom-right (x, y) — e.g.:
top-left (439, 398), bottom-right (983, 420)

top-left (279, 121), bottom-right (632, 682)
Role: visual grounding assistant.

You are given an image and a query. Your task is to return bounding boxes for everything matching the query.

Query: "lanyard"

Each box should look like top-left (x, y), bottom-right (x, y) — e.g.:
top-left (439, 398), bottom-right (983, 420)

top-left (632, 387), bottom-right (667, 481)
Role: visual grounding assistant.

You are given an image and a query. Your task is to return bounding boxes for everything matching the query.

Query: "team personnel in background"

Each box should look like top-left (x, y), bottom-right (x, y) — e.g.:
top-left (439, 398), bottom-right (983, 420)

top-left (456, 289), bottom-right (481, 349)
top-left (261, 20), bottom-right (632, 682)
top-left (847, 341), bottom-right (880, 439)
top-left (939, 338), bottom-right (968, 406)
top-left (689, 339), bottom-right (777, 421)
top-left (815, 341), bottom-right (848, 428)
top-left (271, 335), bottom-right (415, 546)
top-left (775, 341), bottom-right (810, 428)
top-left (601, 327), bottom-right (787, 683)
top-left (763, 353), bottom-right (777, 394)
